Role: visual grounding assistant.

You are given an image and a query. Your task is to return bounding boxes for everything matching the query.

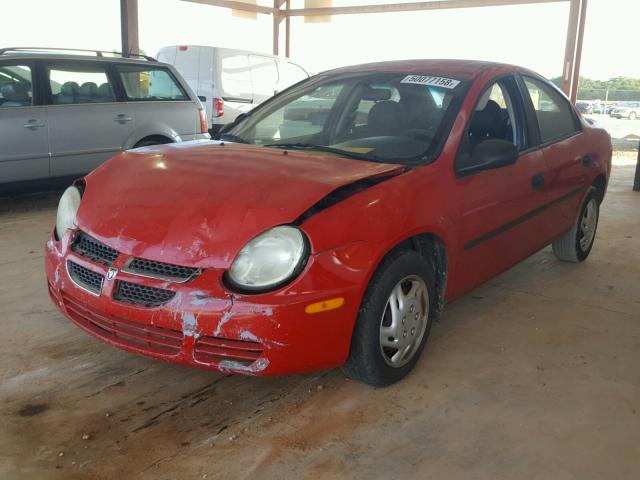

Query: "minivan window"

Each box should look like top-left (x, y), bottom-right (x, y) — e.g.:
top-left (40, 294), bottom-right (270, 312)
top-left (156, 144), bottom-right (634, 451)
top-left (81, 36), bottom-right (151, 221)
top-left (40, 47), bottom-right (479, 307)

top-left (117, 65), bottom-right (187, 101)
top-left (0, 64), bottom-right (33, 107)
top-left (220, 54), bottom-right (252, 100)
top-left (249, 55), bottom-right (278, 96)
top-left (522, 76), bottom-right (579, 144)
top-left (47, 63), bottom-right (114, 104)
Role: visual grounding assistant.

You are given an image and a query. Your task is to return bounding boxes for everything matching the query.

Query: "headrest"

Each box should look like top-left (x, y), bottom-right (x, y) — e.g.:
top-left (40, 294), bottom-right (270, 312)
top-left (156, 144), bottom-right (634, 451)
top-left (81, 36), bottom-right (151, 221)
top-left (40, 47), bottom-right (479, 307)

top-left (469, 100), bottom-right (503, 137)
top-left (98, 83), bottom-right (114, 99)
top-left (79, 82), bottom-right (98, 97)
top-left (61, 81), bottom-right (79, 96)
top-left (1, 83), bottom-right (29, 102)
top-left (368, 100), bottom-right (407, 136)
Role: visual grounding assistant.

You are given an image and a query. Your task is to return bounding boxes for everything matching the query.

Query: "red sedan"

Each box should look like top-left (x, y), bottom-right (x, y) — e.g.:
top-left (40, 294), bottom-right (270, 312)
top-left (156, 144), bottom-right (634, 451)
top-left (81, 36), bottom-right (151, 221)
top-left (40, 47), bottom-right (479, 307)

top-left (45, 60), bottom-right (611, 386)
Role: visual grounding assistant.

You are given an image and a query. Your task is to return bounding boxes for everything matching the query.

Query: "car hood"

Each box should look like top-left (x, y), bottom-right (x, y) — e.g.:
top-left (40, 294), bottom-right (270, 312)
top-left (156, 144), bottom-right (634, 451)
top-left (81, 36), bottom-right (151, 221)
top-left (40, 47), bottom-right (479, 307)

top-left (77, 142), bottom-right (404, 268)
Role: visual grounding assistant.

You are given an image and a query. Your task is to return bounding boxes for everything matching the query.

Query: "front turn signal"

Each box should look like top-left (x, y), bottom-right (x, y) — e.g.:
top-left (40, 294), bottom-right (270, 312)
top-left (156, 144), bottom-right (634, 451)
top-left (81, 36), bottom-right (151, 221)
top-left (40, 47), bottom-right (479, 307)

top-left (305, 297), bottom-right (345, 314)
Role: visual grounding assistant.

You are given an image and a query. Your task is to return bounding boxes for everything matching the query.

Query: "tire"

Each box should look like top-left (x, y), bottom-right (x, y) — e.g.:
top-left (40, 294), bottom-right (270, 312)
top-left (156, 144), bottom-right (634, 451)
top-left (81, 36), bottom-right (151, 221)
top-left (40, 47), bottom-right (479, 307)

top-left (343, 249), bottom-right (437, 387)
top-left (630, 111), bottom-right (637, 120)
top-left (552, 188), bottom-right (599, 262)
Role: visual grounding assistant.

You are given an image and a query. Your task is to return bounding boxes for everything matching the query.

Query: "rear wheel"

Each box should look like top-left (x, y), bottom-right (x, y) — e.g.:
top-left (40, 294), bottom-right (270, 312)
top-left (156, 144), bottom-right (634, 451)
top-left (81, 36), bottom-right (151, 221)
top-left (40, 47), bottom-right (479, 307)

top-left (552, 189), bottom-right (599, 262)
top-left (343, 249), bottom-right (436, 387)
top-left (133, 137), bottom-right (172, 148)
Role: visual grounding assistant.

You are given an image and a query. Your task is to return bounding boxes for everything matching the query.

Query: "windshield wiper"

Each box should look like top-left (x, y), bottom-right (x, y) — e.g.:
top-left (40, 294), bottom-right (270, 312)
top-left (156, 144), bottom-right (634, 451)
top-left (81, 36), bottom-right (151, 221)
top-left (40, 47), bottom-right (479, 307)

top-left (264, 143), bottom-right (384, 162)
top-left (219, 133), bottom-right (249, 144)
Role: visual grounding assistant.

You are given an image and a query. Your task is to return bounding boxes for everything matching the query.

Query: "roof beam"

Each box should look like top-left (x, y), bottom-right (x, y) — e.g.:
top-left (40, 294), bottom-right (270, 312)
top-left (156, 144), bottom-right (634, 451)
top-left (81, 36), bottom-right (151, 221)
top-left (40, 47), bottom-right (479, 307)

top-left (285, 0), bottom-right (567, 17)
top-left (181, 0), bottom-right (276, 15)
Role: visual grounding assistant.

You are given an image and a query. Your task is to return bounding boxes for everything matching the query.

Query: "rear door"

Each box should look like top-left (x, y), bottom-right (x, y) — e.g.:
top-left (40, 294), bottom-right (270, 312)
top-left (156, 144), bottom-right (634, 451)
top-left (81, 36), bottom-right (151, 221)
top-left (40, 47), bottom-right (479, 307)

top-left (45, 60), bottom-right (134, 177)
top-left (0, 60), bottom-right (49, 183)
top-left (114, 63), bottom-right (199, 139)
top-left (277, 60), bottom-right (309, 92)
top-left (249, 54), bottom-right (279, 105)
top-left (519, 75), bottom-right (588, 235)
top-left (217, 50), bottom-right (253, 125)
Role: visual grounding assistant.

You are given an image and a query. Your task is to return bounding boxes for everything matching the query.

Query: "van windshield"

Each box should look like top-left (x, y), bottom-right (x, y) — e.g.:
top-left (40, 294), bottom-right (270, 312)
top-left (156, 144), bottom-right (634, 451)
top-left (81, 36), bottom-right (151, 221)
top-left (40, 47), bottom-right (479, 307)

top-left (223, 72), bottom-right (468, 164)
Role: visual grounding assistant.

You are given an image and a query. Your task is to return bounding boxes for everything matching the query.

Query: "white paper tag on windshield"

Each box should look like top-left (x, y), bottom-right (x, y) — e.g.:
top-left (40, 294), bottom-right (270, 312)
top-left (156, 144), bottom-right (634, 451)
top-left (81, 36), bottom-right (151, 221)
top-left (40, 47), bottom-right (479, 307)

top-left (400, 75), bottom-right (461, 89)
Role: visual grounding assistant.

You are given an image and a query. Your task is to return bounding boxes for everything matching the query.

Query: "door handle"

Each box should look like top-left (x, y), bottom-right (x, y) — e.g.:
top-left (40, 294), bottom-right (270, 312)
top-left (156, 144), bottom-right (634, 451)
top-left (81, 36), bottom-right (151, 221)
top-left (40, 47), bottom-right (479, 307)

top-left (23, 119), bottom-right (45, 129)
top-left (531, 174), bottom-right (545, 190)
top-left (582, 155), bottom-right (593, 167)
top-left (114, 114), bottom-right (133, 124)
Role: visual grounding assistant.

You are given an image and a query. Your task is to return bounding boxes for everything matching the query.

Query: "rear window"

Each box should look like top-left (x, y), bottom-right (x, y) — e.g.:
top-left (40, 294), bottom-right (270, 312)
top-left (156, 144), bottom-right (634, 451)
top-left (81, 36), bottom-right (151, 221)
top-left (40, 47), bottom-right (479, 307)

top-left (117, 65), bottom-right (187, 101)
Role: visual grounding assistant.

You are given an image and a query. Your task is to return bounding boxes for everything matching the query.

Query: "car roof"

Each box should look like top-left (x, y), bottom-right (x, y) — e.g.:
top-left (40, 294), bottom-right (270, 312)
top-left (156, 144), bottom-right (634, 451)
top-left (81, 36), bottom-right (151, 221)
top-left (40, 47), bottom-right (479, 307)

top-left (320, 59), bottom-right (531, 81)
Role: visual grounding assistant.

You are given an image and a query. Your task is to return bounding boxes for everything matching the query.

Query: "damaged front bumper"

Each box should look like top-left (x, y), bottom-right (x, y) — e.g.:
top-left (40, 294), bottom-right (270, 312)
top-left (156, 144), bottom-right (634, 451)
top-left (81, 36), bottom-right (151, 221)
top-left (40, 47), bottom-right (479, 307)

top-left (45, 229), bottom-right (372, 376)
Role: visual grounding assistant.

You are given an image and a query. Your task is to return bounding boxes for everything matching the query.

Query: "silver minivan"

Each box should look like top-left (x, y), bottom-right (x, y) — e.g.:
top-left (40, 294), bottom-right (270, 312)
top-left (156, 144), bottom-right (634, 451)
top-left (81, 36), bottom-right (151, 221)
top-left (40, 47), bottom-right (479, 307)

top-left (0, 48), bottom-right (210, 191)
top-left (157, 46), bottom-right (309, 134)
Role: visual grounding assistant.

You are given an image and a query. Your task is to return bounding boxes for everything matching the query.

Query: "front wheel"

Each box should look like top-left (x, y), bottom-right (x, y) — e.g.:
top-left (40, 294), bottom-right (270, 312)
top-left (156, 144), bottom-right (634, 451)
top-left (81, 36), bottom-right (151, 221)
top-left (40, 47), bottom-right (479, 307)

top-left (552, 188), bottom-right (599, 262)
top-left (343, 249), bottom-right (436, 387)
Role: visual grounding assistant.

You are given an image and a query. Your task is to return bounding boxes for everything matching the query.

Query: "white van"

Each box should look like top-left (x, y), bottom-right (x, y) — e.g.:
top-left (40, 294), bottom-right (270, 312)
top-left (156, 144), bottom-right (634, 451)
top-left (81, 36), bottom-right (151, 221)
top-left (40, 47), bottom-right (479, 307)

top-left (157, 46), bottom-right (310, 134)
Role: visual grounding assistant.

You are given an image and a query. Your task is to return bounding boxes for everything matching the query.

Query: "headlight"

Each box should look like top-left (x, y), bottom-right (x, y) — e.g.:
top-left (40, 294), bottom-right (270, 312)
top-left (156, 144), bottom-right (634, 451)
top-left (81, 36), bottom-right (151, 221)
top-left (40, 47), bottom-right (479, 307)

top-left (55, 185), bottom-right (82, 239)
top-left (227, 226), bottom-right (307, 291)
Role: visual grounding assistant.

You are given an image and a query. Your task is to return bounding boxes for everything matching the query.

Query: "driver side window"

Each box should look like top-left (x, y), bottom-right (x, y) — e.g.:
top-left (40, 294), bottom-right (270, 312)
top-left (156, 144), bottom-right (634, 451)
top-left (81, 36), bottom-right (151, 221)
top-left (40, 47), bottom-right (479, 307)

top-left (456, 79), bottom-right (520, 172)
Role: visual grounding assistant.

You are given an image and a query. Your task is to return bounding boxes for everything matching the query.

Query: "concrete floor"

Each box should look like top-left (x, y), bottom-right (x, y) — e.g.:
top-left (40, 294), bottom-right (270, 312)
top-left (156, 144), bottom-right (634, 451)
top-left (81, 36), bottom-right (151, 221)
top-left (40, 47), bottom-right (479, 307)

top-left (1, 164), bottom-right (639, 480)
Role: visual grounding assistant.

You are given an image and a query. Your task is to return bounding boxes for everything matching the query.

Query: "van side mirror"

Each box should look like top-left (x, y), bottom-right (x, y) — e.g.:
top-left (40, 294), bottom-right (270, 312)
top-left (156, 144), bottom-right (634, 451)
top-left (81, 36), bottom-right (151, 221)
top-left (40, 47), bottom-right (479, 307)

top-left (457, 139), bottom-right (519, 176)
top-left (198, 96), bottom-right (207, 102)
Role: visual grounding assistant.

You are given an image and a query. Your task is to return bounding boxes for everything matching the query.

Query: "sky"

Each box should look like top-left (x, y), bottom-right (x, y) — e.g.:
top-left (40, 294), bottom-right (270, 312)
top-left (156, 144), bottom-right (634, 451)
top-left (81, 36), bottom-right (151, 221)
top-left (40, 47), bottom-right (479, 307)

top-left (0, 0), bottom-right (638, 81)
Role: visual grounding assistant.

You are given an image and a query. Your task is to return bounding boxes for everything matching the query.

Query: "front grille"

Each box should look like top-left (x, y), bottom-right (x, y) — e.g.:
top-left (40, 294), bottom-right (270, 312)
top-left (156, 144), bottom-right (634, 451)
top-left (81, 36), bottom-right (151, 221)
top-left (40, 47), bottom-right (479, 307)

top-left (72, 232), bottom-right (119, 266)
top-left (67, 260), bottom-right (104, 294)
top-left (194, 335), bottom-right (263, 366)
top-left (125, 258), bottom-right (199, 282)
top-left (61, 291), bottom-right (183, 355)
top-left (114, 281), bottom-right (175, 308)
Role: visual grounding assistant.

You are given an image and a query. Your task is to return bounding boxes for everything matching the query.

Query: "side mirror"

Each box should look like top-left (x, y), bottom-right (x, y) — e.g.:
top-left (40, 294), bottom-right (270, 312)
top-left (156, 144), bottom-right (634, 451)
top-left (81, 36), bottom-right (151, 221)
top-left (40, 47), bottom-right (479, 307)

top-left (198, 96), bottom-right (207, 102)
top-left (457, 139), bottom-right (518, 176)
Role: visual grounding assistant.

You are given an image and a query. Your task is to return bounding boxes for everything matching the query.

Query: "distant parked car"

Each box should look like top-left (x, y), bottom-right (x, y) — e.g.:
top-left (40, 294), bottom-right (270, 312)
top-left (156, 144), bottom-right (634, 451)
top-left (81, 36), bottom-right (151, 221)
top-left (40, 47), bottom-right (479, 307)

top-left (0, 47), bottom-right (210, 191)
top-left (576, 101), bottom-right (594, 114)
top-left (610, 102), bottom-right (640, 120)
top-left (157, 46), bottom-right (310, 135)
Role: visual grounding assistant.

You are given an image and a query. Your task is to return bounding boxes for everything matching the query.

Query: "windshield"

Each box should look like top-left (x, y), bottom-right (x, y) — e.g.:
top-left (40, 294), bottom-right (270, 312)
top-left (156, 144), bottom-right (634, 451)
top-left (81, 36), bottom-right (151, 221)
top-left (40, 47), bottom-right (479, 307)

top-left (224, 72), bottom-right (468, 164)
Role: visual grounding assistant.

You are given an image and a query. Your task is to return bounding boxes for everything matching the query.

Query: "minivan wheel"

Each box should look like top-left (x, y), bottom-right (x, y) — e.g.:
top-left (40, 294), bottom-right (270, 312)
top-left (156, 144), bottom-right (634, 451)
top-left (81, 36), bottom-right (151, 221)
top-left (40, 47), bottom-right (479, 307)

top-left (343, 249), bottom-right (436, 387)
top-left (552, 188), bottom-right (599, 263)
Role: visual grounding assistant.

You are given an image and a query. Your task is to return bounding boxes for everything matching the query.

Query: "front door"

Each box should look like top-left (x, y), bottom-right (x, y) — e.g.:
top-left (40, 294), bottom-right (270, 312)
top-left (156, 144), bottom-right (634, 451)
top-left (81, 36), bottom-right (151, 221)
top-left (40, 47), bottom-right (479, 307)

top-left (0, 62), bottom-right (49, 183)
top-left (44, 60), bottom-right (134, 177)
top-left (451, 76), bottom-right (550, 296)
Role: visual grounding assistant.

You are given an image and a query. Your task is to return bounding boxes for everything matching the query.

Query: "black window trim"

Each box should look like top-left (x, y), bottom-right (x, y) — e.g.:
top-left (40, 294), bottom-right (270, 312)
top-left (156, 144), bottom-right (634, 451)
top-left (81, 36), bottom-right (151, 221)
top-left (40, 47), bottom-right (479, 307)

top-left (517, 73), bottom-right (583, 150)
top-left (41, 59), bottom-right (123, 105)
top-left (454, 73), bottom-right (528, 177)
top-left (113, 64), bottom-right (190, 102)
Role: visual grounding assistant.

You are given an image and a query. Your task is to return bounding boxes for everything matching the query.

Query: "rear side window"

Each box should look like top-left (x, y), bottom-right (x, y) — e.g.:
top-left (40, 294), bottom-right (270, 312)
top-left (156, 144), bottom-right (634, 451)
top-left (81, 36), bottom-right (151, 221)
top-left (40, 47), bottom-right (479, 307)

top-left (47, 63), bottom-right (115, 104)
top-left (522, 76), bottom-right (579, 144)
top-left (220, 54), bottom-right (252, 100)
top-left (0, 64), bottom-right (33, 107)
top-left (117, 65), bottom-right (187, 101)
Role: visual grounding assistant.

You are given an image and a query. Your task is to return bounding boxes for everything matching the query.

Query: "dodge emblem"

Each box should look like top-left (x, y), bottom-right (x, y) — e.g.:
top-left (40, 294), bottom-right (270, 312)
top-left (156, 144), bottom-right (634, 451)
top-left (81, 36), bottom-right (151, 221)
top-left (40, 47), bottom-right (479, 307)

top-left (106, 267), bottom-right (118, 281)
